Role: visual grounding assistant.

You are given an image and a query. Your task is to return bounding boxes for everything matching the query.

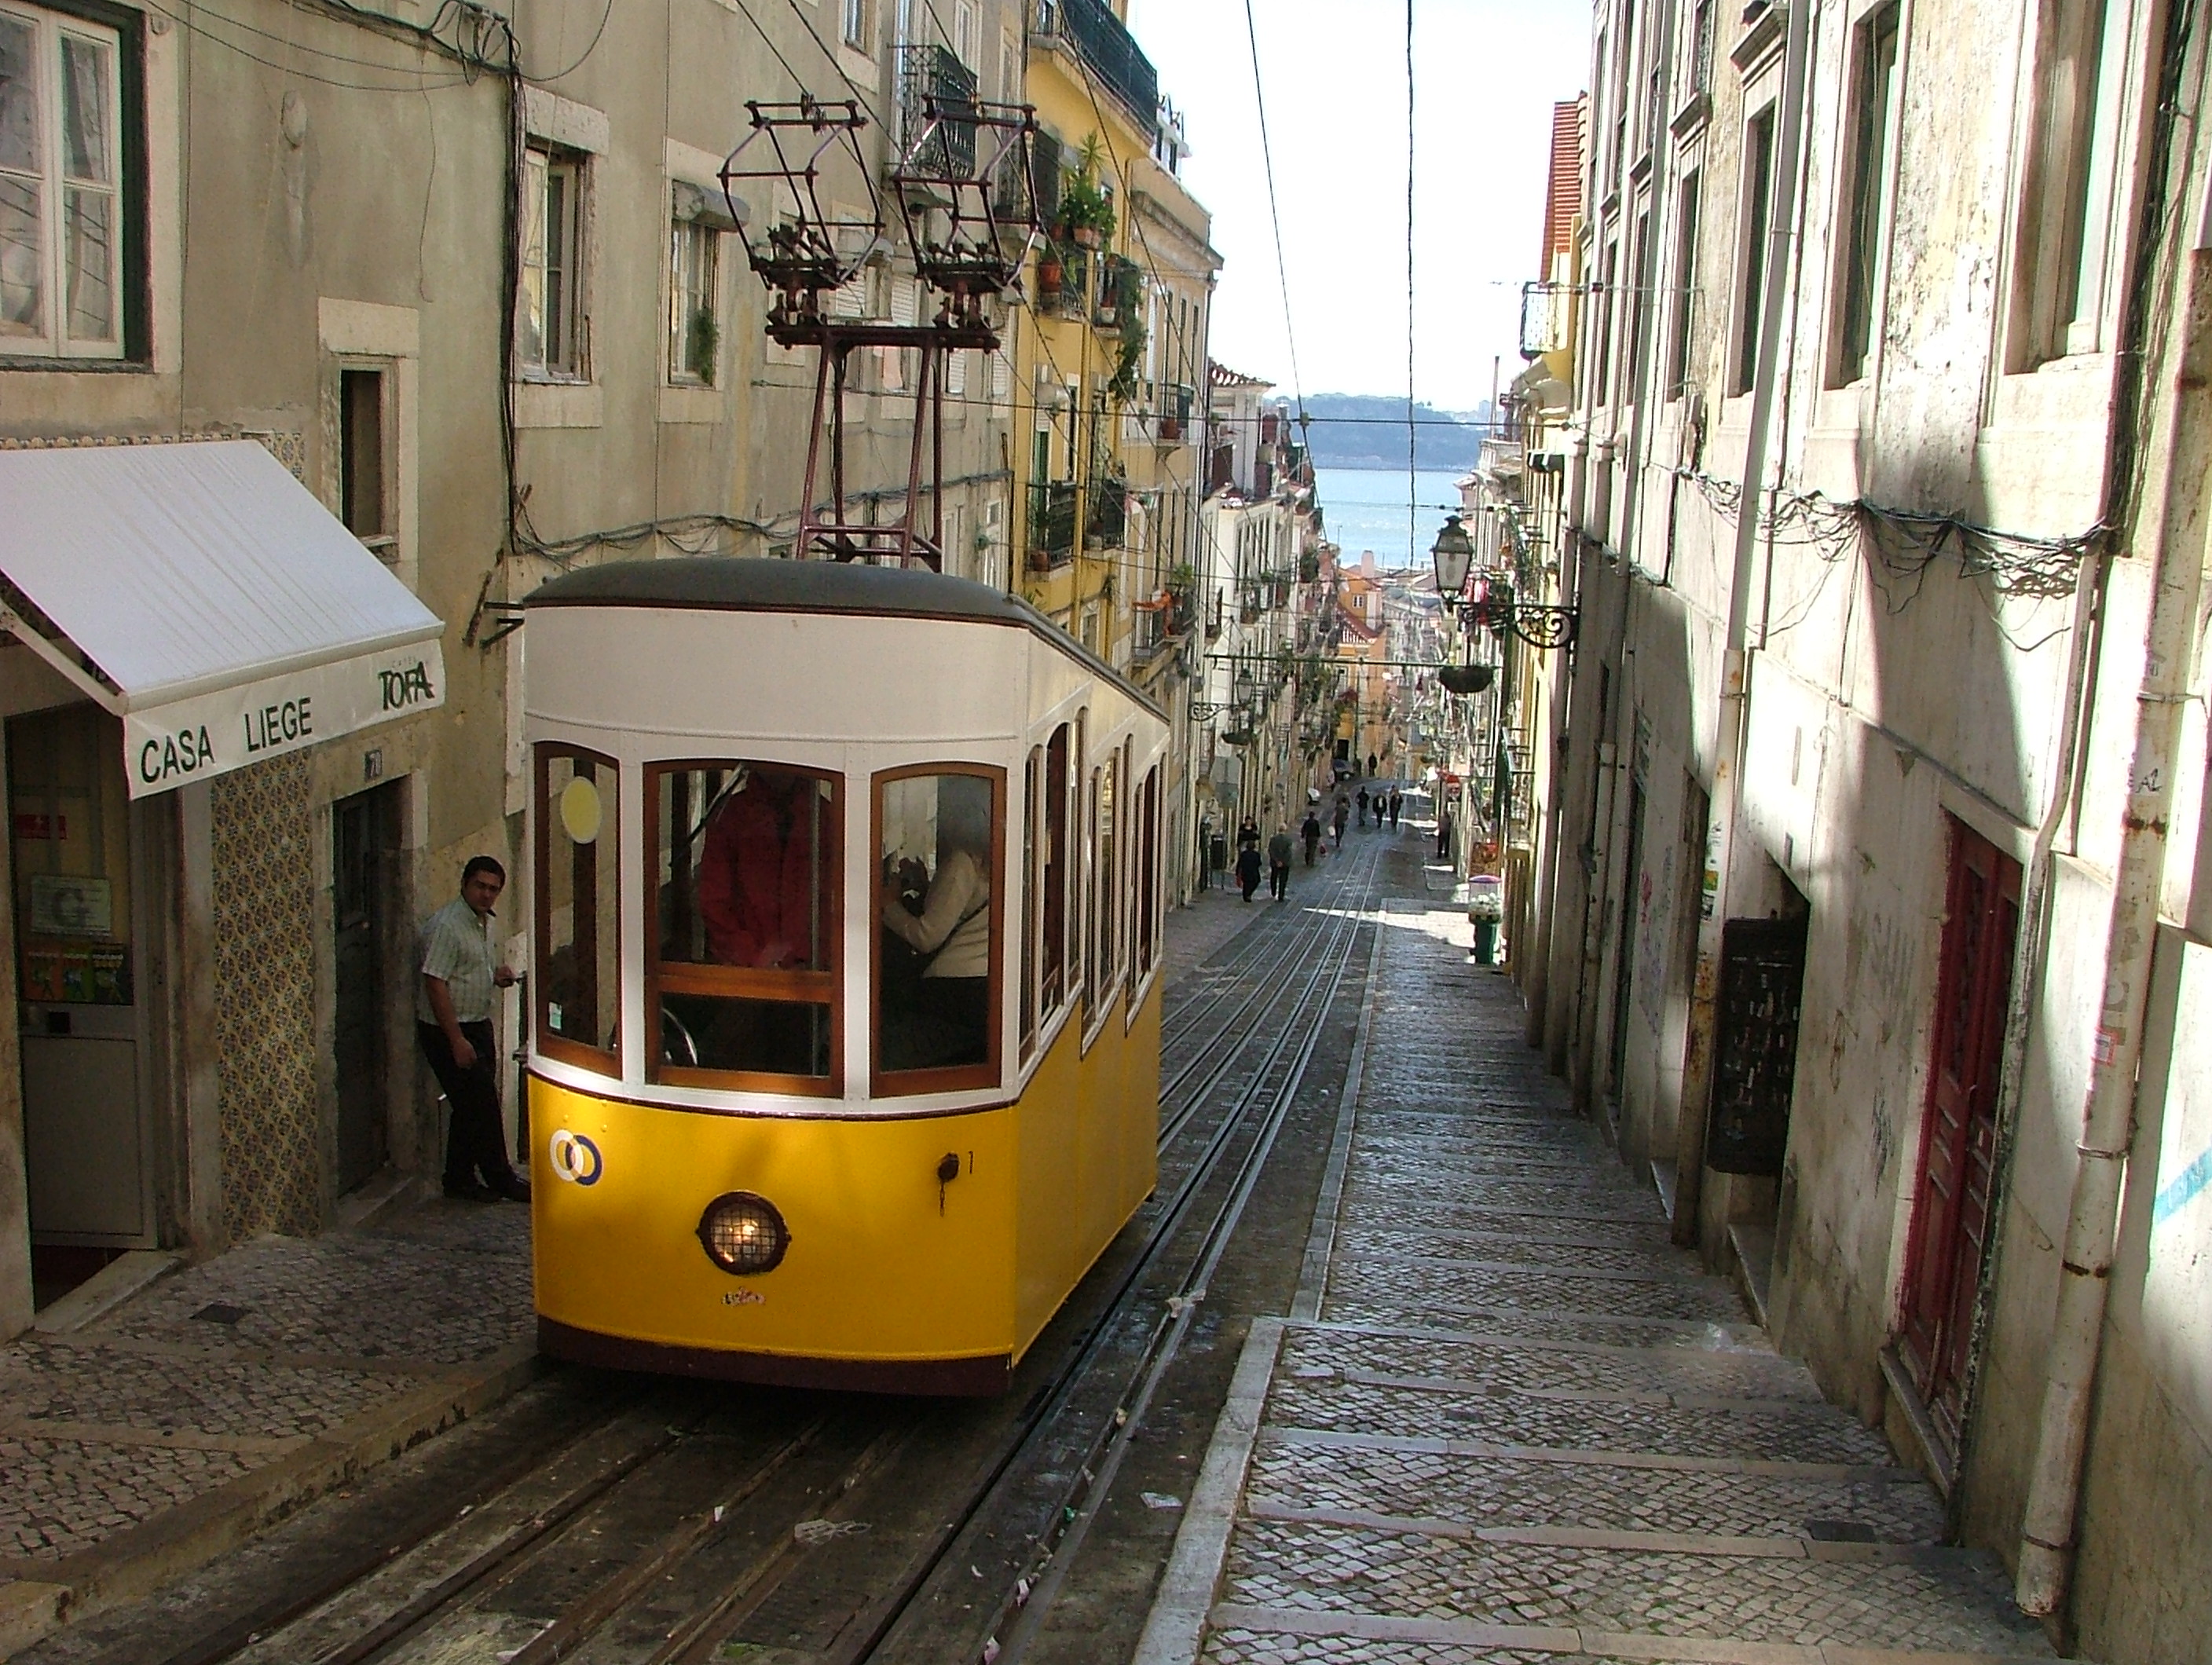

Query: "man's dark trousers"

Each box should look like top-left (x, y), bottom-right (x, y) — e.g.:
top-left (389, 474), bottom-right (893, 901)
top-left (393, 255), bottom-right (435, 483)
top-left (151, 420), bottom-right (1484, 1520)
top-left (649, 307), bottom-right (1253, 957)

top-left (418, 1019), bottom-right (518, 1190)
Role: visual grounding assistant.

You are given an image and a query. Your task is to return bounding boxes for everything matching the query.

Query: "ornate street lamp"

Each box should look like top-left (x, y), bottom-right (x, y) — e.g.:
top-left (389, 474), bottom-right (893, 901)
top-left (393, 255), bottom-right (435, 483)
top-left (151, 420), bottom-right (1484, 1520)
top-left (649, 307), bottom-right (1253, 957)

top-left (1430, 512), bottom-right (1474, 600)
top-left (1429, 512), bottom-right (1577, 650)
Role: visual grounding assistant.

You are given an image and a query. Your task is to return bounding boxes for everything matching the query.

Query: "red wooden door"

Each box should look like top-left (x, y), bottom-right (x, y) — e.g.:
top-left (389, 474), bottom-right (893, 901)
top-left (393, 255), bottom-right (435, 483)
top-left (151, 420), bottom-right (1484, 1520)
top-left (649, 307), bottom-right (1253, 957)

top-left (1899, 821), bottom-right (2020, 1443)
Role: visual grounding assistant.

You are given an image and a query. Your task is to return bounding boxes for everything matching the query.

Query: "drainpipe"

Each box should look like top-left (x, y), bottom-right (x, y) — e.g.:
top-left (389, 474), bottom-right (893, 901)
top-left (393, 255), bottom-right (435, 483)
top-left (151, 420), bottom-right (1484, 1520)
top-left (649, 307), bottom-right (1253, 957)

top-left (2015, 240), bottom-right (2212, 1617)
top-left (1671, 0), bottom-right (1812, 1245)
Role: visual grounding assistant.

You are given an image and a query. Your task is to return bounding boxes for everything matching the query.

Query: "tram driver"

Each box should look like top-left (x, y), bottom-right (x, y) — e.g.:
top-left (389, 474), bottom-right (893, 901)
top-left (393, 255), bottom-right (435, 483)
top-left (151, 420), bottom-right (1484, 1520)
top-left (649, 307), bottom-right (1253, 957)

top-left (878, 774), bottom-right (993, 1072)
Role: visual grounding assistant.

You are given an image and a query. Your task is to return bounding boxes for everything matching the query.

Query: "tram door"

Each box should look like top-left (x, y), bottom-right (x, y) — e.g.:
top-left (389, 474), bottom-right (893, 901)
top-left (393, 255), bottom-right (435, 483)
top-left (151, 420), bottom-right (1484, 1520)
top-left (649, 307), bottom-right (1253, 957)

top-left (334, 783), bottom-right (400, 1194)
top-left (9, 705), bottom-right (152, 1251)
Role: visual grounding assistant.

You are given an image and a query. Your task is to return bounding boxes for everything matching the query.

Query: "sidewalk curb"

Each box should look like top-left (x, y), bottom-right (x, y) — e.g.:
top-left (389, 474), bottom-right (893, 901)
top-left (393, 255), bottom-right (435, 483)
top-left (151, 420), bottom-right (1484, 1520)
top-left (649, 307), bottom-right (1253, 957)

top-left (1130, 1317), bottom-right (1284, 1665)
top-left (0, 1339), bottom-right (542, 1660)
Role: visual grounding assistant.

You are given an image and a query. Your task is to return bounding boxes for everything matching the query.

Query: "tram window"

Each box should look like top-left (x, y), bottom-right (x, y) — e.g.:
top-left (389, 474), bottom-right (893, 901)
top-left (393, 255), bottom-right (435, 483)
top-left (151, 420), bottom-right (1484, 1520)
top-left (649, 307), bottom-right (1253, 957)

top-left (537, 746), bottom-right (620, 1074)
top-left (1020, 747), bottom-right (1040, 1056)
top-left (1082, 767), bottom-right (1101, 1015)
top-left (1086, 752), bottom-right (1121, 1018)
top-left (1135, 764), bottom-right (1159, 979)
top-left (875, 767), bottom-right (1003, 1090)
top-left (1040, 724), bottom-right (1068, 1016)
top-left (648, 762), bottom-right (841, 1093)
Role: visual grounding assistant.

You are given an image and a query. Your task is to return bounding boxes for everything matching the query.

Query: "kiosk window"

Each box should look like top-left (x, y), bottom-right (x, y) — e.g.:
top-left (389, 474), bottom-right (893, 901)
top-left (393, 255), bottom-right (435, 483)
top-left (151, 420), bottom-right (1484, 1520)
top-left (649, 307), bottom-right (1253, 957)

top-left (650, 762), bottom-right (840, 1092)
top-left (875, 767), bottom-right (1002, 1091)
top-left (536, 746), bottom-right (619, 1073)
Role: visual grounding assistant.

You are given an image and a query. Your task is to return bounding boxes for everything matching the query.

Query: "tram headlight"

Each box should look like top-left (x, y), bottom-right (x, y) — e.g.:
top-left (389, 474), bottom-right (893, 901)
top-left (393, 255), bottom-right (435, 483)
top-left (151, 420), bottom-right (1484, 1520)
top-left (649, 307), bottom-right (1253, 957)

top-left (695, 1191), bottom-right (789, 1275)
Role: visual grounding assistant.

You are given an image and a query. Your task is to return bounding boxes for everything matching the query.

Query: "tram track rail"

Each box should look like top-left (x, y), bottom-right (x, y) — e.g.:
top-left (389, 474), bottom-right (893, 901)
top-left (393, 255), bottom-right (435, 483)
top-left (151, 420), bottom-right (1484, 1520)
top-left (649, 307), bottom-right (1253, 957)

top-left (844, 838), bottom-right (1388, 1665)
top-left (127, 840), bottom-right (1392, 1665)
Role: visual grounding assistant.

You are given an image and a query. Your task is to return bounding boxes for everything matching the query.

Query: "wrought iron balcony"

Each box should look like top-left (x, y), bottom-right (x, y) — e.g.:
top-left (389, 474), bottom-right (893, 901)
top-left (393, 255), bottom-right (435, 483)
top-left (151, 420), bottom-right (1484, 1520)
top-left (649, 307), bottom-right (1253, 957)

top-left (899, 44), bottom-right (980, 175)
top-left (1086, 474), bottom-right (1127, 547)
top-left (1028, 480), bottom-right (1078, 564)
top-left (1035, 0), bottom-right (1159, 127)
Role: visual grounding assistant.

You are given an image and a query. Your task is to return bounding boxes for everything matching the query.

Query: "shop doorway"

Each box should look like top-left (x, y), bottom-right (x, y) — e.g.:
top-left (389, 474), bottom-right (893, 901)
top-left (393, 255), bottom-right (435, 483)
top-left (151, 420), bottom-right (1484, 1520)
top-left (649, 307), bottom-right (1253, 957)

top-left (333, 781), bottom-right (401, 1195)
top-left (1898, 819), bottom-right (2021, 1446)
top-left (9, 705), bottom-right (153, 1302)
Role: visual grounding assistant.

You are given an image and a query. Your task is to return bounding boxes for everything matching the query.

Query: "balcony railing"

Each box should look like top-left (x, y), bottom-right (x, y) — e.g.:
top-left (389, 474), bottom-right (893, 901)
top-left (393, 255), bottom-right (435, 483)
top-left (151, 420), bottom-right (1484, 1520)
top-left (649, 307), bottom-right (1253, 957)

top-left (1036, 0), bottom-right (1159, 127)
top-left (1086, 475), bottom-right (1127, 547)
top-left (1029, 480), bottom-right (1078, 565)
top-left (899, 43), bottom-right (980, 174)
top-left (1095, 254), bottom-right (1143, 331)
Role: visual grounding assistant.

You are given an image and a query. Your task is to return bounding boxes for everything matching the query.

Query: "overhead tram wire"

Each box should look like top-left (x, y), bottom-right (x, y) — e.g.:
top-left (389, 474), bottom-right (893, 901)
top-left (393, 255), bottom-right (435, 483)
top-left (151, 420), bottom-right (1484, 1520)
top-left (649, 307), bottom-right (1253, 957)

top-left (1404, 0), bottom-right (1418, 573)
top-left (1242, 0), bottom-right (1309, 437)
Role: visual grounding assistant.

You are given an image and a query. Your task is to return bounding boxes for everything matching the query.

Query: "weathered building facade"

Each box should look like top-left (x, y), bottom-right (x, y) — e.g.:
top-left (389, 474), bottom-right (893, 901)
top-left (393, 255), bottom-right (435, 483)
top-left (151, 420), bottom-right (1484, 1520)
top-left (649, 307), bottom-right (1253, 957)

top-left (1527, 2), bottom-right (2212, 1658)
top-left (0, 0), bottom-right (513, 1337)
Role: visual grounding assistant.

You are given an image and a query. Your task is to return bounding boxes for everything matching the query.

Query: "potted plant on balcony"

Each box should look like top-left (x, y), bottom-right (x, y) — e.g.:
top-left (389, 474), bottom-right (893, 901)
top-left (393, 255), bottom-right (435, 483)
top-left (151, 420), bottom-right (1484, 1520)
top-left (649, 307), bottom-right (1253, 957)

top-left (1037, 240), bottom-right (1064, 303)
top-left (1057, 138), bottom-right (1115, 250)
top-left (1108, 320), bottom-right (1145, 402)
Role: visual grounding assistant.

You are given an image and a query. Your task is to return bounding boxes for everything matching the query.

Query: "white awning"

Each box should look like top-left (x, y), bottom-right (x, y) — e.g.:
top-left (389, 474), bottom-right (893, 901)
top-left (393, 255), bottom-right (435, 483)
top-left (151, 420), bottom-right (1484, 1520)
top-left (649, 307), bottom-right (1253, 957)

top-left (0, 441), bottom-right (447, 798)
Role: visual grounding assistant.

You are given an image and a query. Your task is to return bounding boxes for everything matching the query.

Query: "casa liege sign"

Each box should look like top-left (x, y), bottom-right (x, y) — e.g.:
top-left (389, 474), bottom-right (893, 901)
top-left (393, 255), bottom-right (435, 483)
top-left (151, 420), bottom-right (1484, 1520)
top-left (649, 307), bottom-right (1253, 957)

top-left (123, 642), bottom-right (446, 798)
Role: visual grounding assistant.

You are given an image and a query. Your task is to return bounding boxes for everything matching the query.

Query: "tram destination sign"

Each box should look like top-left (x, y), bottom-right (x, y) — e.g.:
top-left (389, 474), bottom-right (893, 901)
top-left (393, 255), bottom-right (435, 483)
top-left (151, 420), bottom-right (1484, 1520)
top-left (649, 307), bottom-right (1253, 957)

top-left (123, 640), bottom-right (446, 799)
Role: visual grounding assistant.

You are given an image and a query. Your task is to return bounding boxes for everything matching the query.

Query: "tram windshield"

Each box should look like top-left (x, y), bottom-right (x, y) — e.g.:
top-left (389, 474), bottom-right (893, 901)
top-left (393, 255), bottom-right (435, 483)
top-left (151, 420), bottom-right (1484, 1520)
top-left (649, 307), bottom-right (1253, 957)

top-left (877, 768), bottom-right (1000, 1086)
top-left (651, 763), bottom-right (840, 1090)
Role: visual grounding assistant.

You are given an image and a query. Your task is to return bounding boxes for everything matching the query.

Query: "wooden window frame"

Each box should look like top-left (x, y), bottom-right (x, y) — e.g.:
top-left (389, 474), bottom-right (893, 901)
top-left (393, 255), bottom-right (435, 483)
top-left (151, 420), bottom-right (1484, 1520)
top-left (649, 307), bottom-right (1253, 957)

top-left (1732, 104), bottom-right (1777, 397)
top-left (1039, 723), bottom-right (1069, 1022)
top-left (1020, 745), bottom-right (1040, 1057)
top-left (1828, 2), bottom-right (1901, 389)
top-left (534, 742), bottom-right (621, 1079)
top-left (1127, 760), bottom-right (1159, 1025)
top-left (870, 761), bottom-right (1007, 1097)
top-left (643, 758), bottom-right (844, 1098)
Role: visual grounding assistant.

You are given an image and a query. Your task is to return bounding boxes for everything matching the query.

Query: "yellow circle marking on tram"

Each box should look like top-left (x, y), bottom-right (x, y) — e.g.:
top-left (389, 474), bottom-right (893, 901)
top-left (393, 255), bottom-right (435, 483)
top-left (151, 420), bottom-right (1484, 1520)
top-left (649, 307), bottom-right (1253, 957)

top-left (559, 776), bottom-right (603, 844)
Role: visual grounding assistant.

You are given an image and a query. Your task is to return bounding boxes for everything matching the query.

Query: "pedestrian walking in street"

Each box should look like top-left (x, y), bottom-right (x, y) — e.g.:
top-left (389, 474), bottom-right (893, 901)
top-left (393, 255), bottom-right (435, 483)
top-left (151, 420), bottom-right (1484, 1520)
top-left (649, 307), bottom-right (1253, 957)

top-left (1267, 825), bottom-right (1294, 900)
top-left (1236, 840), bottom-right (1264, 902)
top-left (1301, 810), bottom-right (1323, 865)
top-left (417, 856), bottom-right (530, 1202)
top-left (1332, 794), bottom-right (1350, 848)
top-left (1436, 805), bottom-right (1454, 860)
top-left (1356, 785), bottom-right (1371, 826)
top-left (1236, 815), bottom-right (1260, 858)
top-left (1389, 789), bottom-right (1403, 829)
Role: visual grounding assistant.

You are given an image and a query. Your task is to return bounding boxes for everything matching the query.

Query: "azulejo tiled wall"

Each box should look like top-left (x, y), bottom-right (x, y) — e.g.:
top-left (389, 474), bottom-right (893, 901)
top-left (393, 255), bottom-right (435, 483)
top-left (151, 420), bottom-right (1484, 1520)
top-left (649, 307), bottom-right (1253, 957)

top-left (213, 753), bottom-right (320, 1239)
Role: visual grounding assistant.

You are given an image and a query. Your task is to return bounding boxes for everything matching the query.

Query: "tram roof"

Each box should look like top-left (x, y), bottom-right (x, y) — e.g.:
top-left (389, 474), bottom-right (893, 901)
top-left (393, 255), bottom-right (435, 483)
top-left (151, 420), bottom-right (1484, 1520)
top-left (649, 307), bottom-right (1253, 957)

top-left (524, 558), bottom-right (1163, 718)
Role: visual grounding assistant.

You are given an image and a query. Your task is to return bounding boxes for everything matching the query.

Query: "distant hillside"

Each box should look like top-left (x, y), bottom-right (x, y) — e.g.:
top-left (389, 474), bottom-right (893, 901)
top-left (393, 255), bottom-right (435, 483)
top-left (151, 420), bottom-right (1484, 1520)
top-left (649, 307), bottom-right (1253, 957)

top-left (1295, 393), bottom-right (1492, 471)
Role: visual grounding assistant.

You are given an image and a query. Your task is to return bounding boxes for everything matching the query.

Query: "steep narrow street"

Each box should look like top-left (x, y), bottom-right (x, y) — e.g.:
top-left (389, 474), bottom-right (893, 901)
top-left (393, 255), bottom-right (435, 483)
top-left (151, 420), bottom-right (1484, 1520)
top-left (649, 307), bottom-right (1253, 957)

top-left (1145, 846), bottom-right (2054, 1665)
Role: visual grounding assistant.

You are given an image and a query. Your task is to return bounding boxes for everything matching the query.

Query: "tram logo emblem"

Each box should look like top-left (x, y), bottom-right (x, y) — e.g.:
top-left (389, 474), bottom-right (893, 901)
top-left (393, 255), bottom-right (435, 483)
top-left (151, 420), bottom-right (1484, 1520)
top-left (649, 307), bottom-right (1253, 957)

top-left (548, 1130), bottom-right (603, 1186)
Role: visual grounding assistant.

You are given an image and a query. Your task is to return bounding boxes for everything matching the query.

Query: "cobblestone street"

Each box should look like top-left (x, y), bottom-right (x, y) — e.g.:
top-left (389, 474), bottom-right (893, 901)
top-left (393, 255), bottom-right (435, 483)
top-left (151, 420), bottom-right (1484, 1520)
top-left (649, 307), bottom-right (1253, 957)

top-left (0, 1198), bottom-right (534, 1652)
top-left (1147, 881), bottom-right (2063, 1665)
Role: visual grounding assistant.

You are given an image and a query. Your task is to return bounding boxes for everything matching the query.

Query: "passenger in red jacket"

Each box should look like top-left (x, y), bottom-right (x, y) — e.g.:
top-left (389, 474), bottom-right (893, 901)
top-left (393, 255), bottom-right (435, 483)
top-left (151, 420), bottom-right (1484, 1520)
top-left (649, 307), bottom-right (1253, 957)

top-left (698, 770), bottom-right (826, 970)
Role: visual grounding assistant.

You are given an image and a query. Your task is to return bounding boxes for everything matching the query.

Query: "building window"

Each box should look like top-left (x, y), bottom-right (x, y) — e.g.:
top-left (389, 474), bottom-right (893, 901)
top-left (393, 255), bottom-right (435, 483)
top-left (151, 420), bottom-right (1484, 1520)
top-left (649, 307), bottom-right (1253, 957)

top-left (1734, 105), bottom-right (1777, 395)
top-left (647, 761), bottom-right (842, 1094)
top-left (1667, 170), bottom-right (1701, 396)
top-left (953, 0), bottom-right (976, 69)
top-left (842, 0), bottom-right (871, 51)
top-left (1628, 207), bottom-right (1653, 405)
top-left (1594, 243), bottom-right (1617, 405)
top-left (0, 5), bottom-right (123, 360)
top-left (877, 765), bottom-right (1002, 1092)
top-left (668, 214), bottom-right (720, 385)
top-left (2008, 0), bottom-right (2110, 369)
top-left (536, 746), bottom-right (621, 1077)
top-left (518, 145), bottom-right (584, 379)
top-left (339, 367), bottom-right (394, 557)
top-left (1831, 3), bottom-right (1900, 387)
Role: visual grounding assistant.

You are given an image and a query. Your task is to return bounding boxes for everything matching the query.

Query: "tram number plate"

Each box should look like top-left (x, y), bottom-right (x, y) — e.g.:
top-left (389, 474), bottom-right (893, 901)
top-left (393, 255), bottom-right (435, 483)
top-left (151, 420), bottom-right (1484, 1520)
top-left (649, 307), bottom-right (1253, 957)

top-left (723, 1290), bottom-right (764, 1307)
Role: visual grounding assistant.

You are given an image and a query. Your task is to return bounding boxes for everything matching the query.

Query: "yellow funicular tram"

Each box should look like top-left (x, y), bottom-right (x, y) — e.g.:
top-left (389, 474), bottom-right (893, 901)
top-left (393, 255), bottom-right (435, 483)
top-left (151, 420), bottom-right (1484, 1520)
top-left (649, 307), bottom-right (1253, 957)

top-left (525, 559), bottom-right (1168, 1392)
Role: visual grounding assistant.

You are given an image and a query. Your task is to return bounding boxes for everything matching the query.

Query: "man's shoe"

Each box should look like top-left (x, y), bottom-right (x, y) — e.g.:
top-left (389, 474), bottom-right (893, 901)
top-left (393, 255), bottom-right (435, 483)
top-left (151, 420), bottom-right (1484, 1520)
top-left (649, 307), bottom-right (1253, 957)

top-left (443, 1179), bottom-right (498, 1202)
top-left (493, 1176), bottom-right (533, 1203)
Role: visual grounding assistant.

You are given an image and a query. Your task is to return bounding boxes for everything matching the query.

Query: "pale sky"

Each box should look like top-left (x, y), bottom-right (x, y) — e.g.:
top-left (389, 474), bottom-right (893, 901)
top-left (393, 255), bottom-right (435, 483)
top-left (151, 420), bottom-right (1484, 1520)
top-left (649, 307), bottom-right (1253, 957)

top-left (1122, 0), bottom-right (1591, 410)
